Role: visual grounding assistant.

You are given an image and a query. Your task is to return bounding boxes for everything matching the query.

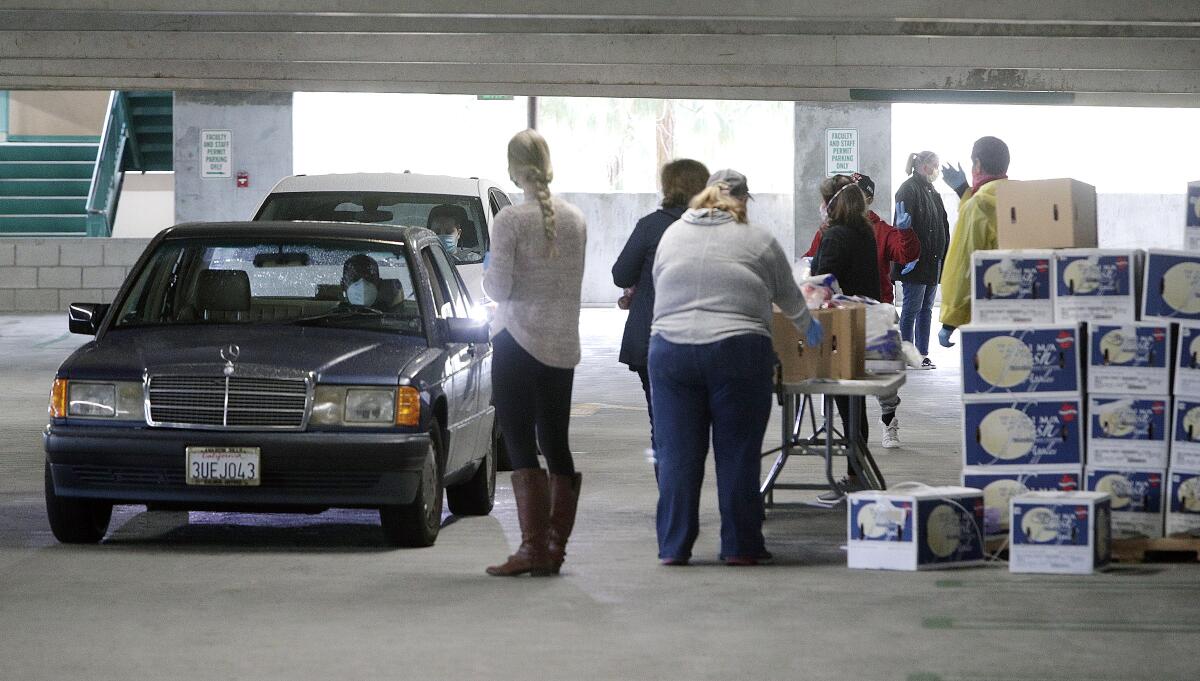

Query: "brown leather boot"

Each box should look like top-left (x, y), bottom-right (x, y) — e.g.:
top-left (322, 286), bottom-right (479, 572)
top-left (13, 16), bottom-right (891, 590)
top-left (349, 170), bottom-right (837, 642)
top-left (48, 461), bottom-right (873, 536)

top-left (486, 469), bottom-right (553, 577)
top-left (547, 472), bottom-right (582, 574)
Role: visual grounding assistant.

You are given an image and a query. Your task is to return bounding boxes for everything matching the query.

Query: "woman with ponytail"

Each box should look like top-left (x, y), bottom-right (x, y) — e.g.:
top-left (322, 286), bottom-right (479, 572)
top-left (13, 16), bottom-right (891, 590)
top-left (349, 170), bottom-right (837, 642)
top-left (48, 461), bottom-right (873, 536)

top-left (894, 150), bottom-right (950, 368)
top-left (483, 129), bottom-right (587, 577)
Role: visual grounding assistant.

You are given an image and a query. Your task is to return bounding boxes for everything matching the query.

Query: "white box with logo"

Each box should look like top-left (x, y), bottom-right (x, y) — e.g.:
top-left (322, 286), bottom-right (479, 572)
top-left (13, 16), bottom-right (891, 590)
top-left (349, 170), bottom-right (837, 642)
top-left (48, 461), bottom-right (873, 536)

top-left (1009, 491), bottom-right (1111, 574)
top-left (962, 398), bottom-right (1084, 470)
top-left (1141, 249), bottom-right (1200, 324)
top-left (1171, 397), bottom-right (1200, 469)
top-left (971, 250), bottom-right (1054, 324)
top-left (960, 324), bottom-right (1082, 400)
top-left (1085, 466), bottom-right (1165, 539)
top-left (1087, 395), bottom-right (1170, 468)
top-left (962, 467), bottom-right (1083, 537)
top-left (1176, 323), bottom-right (1200, 397)
top-left (1086, 322), bottom-right (1170, 395)
top-left (847, 487), bottom-right (985, 571)
top-left (1166, 467), bottom-right (1200, 536)
top-left (1053, 249), bottom-right (1140, 323)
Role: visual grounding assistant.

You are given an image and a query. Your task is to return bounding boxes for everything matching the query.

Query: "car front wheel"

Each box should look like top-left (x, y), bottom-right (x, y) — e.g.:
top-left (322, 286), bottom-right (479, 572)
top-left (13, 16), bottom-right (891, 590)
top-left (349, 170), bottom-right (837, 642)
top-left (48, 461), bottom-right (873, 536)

top-left (44, 463), bottom-right (112, 544)
top-left (380, 428), bottom-right (445, 547)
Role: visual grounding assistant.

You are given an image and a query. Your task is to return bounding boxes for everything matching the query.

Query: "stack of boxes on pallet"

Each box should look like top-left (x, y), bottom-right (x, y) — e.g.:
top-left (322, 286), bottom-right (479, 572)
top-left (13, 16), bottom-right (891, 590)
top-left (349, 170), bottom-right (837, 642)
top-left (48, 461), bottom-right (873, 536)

top-left (960, 178), bottom-right (1200, 544)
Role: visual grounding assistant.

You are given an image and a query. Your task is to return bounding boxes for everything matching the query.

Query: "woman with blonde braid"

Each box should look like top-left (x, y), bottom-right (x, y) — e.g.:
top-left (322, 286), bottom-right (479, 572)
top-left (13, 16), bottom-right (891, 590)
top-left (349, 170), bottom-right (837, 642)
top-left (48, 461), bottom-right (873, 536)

top-left (484, 129), bottom-right (588, 577)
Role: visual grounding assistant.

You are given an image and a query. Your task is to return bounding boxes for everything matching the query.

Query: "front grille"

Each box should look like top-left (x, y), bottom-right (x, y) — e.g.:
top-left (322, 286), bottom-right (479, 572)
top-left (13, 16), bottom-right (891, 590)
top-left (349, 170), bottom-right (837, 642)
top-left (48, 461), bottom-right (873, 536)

top-left (68, 465), bottom-right (380, 492)
top-left (148, 375), bottom-right (309, 430)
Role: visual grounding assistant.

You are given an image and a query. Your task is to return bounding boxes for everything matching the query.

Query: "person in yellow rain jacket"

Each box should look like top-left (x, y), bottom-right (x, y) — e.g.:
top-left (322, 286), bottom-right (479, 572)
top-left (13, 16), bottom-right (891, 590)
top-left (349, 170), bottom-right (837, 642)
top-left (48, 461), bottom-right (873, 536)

top-left (936, 136), bottom-right (1010, 347)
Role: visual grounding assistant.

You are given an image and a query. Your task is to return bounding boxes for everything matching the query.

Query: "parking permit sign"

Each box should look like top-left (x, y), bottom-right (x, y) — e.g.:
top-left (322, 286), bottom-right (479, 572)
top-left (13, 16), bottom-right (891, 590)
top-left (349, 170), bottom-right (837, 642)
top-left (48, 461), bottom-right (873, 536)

top-left (826, 128), bottom-right (858, 177)
top-left (201, 129), bottom-right (232, 179)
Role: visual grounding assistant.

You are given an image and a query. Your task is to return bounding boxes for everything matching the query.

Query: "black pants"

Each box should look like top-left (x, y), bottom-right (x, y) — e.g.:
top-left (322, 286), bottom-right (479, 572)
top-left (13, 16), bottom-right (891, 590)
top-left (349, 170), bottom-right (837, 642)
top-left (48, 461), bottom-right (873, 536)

top-left (492, 330), bottom-right (576, 475)
top-left (633, 365), bottom-right (655, 450)
top-left (834, 396), bottom-right (869, 477)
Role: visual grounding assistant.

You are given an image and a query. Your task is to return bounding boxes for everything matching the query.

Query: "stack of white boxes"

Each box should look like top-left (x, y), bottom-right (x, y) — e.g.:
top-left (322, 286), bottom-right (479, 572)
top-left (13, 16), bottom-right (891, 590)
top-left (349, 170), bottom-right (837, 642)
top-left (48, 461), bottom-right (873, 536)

top-left (959, 320), bottom-right (1085, 538)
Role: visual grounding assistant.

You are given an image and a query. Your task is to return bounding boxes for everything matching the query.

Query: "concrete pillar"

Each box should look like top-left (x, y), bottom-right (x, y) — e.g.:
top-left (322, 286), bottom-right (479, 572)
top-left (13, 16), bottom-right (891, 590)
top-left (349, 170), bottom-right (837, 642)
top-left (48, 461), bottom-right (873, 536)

top-left (793, 102), bottom-right (891, 258)
top-left (174, 91), bottom-right (292, 224)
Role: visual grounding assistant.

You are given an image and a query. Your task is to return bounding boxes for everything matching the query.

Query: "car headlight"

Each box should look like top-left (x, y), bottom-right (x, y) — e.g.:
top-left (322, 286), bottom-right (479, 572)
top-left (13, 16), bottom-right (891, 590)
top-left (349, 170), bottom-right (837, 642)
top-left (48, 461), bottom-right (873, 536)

top-left (345, 389), bottom-right (395, 423)
top-left (52, 380), bottom-right (145, 421)
top-left (309, 385), bottom-right (420, 427)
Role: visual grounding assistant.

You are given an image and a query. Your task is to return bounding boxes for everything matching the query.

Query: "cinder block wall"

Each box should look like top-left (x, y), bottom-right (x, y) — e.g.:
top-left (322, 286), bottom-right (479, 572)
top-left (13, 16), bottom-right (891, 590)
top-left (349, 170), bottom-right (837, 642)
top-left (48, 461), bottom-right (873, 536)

top-left (0, 239), bottom-right (150, 312)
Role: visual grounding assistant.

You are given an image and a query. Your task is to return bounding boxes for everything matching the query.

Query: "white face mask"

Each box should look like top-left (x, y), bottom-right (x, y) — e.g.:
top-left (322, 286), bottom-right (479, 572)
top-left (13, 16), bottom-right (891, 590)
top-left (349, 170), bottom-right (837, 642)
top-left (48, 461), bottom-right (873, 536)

top-left (346, 279), bottom-right (378, 306)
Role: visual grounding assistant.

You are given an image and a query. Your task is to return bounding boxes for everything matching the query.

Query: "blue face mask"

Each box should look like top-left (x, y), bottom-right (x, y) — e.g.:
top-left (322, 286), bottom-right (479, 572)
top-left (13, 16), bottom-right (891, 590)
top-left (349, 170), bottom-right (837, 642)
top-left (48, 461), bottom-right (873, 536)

top-left (438, 234), bottom-right (459, 253)
top-left (346, 279), bottom-right (378, 306)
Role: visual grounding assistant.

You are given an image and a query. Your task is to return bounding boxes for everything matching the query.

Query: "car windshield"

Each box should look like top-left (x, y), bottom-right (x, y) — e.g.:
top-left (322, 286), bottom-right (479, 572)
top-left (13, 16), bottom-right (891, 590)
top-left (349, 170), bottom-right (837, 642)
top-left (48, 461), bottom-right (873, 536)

top-left (256, 191), bottom-right (487, 265)
top-left (113, 237), bottom-right (423, 335)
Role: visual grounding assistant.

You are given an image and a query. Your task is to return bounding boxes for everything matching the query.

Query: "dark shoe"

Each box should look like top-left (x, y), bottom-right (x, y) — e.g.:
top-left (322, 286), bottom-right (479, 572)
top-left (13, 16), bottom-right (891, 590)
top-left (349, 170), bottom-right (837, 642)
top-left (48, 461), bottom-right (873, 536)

top-left (660, 557), bottom-right (689, 566)
top-left (547, 472), bottom-right (582, 574)
top-left (722, 549), bottom-right (773, 566)
top-left (486, 469), bottom-right (554, 577)
top-left (921, 357), bottom-right (936, 370)
top-left (815, 477), bottom-right (865, 506)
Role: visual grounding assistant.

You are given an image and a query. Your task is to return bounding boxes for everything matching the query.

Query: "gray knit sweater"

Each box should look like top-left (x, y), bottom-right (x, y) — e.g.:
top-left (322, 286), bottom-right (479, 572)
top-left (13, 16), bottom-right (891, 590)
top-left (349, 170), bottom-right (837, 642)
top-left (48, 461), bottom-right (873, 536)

top-left (651, 208), bottom-right (811, 345)
top-left (483, 196), bottom-right (587, 368)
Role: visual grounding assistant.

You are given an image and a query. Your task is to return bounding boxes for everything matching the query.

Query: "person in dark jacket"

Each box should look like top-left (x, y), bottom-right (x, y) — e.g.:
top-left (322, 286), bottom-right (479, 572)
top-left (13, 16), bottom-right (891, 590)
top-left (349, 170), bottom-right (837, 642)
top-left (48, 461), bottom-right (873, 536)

top-left (894, 151), bottom-right (950, 369)
top-left (613, 158), bottom-right (710, 455)
top-left (810, 178), bottom-right (882, 503)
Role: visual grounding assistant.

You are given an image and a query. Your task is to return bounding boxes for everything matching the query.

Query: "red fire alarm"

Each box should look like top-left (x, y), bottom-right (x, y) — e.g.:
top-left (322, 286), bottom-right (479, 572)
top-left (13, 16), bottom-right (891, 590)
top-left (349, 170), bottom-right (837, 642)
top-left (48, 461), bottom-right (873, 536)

top-left (236, 171), bottom-right (249, 188)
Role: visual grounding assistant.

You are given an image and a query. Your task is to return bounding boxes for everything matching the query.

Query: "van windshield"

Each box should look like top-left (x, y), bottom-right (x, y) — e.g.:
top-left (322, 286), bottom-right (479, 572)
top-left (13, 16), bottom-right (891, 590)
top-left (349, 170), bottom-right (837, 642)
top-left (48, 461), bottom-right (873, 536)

top-left (256, 191), bottom-right (488, 265)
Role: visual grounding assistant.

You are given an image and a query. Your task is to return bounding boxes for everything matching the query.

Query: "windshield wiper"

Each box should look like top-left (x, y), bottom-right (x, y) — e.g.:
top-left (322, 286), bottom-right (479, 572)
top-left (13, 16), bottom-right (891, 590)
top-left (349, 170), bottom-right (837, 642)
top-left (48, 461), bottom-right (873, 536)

top-left (295, 307), bottom-right (388, 326)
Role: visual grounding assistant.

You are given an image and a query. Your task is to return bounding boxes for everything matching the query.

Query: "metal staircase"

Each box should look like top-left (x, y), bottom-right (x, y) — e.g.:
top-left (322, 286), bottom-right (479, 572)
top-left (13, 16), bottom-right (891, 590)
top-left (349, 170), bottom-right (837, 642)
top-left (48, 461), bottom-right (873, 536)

top-left (0, 91), bottom-right (172, 237)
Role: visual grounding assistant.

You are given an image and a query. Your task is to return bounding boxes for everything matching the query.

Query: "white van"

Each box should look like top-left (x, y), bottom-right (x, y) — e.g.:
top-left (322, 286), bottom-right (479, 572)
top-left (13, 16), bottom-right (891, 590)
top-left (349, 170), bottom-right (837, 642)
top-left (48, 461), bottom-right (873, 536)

top-left (254, 173), bottom-right (511, 304)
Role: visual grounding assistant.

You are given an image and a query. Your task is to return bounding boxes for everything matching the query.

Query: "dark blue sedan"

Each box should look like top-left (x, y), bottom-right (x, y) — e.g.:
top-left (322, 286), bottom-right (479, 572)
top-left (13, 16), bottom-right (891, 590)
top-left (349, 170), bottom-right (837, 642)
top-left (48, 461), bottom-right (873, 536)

top-left (44, 221), bottom-right (497, 547)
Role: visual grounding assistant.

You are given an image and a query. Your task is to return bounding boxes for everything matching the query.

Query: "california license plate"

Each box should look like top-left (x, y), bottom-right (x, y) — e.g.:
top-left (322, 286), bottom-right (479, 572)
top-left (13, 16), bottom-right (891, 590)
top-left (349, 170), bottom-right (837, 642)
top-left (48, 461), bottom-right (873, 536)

top-left (186, 447), bottom-right (261, 486)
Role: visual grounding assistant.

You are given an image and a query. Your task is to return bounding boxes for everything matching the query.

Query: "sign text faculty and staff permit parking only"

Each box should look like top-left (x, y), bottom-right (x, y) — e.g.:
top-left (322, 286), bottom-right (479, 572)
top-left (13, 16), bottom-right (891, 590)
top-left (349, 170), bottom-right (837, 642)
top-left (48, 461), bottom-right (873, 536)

top-left (201, 129), bottom-right (232, 179)
top-left (826, 128), bottom-right (858, 177)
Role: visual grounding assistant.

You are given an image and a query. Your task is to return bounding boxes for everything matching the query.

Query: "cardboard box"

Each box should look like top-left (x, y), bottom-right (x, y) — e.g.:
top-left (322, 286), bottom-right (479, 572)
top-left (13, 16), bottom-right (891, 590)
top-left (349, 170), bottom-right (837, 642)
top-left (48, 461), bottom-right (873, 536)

top-left (1085, 466), bottom-right (1165, 539)
top-left (960, 324), bottom-right (1081, 399)
top-left (847, 487), bottom-right (985, 571)
top-left (1053, 249), bottom-right (1141, 323)
top-left (970, 250), bottom-right (1053, 324)
top-left (961, 467), bottom-right (1083, 536)
top-left (1175, 323), bottom-right (1200, 397)
top-left (1171, 397), bottom-right (1200, 469)
top-left (1186, 181), bottom-right (1199, 251)
top-left (1087, 395), bottom-right (1170, 468)
top-left (1009, 491), bottom-right (1111, 574)
top-left (995, 179), bottom-right (1097, 249)
top-left (1141, 249), bottom-right (1200, 323)
top-left (1086, 322), bottom-right (1170, 395)
top-left (962, 398), bottom-right (1084, 469)
top-left (1166, 467), bottom-right (1200, 536)
top-left (772, 305), bottom-right (865, 382)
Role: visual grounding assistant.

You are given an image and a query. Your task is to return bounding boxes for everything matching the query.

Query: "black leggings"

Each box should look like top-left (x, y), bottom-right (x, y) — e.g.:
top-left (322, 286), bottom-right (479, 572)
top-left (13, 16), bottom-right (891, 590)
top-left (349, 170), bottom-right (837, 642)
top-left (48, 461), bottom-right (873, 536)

top-left (492, 330), bottom-right (576, 475)
top-left (834, 396), bottom-right (869, 477)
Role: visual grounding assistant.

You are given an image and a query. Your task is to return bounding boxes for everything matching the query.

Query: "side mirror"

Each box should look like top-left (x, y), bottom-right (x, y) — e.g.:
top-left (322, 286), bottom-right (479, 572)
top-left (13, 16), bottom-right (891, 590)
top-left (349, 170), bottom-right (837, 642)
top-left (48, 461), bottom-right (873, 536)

top-left (442, 317), bottom-right (490, 345)
top-left (68, 303), bottom-right (110, 336)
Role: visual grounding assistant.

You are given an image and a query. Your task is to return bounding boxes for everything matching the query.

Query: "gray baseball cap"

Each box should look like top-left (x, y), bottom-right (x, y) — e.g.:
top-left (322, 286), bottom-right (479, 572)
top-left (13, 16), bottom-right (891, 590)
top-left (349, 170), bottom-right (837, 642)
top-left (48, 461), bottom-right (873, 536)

top-left (707, 169), bottom-right (752, 200)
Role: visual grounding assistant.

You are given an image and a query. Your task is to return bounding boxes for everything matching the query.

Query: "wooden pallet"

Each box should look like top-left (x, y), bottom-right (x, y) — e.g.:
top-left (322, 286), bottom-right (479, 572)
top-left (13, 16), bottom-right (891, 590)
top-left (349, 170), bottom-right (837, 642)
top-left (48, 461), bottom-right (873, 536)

top-left (1111, 535), bottom-right (1200, 563)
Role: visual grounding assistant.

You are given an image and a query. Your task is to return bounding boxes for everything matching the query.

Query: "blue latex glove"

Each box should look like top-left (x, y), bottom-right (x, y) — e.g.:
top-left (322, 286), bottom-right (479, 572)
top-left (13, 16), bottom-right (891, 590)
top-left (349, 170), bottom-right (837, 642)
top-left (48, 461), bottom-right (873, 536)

top-left (938, 324), bottom-right (956, 348)
top-left (941, 162), bottom-right (966, 191)
top-left (901, 259), bottom-right (919, 275)
top-left (894, 200), bottom-right (912, 230)
top-left (806, 317), bottom-right (824, 349)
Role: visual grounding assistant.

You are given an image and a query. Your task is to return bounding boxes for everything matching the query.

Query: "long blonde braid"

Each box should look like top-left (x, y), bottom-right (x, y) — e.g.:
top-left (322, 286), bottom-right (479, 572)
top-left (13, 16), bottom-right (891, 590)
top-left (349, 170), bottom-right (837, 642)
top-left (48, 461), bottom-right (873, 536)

top-left (508, 129), bottom-right (558, 256)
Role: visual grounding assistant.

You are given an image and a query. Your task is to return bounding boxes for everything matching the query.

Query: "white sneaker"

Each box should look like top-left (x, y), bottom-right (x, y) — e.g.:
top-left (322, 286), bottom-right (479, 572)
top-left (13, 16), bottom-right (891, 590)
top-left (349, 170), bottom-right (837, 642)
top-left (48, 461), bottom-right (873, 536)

top-left (881, 419), bottom-right (901, 449)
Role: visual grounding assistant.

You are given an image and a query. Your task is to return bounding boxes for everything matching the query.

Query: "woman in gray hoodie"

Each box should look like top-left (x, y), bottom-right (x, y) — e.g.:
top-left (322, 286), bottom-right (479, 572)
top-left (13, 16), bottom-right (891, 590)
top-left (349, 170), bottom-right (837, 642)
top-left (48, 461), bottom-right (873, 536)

top-left (650, 169), bottom-right (821, 566)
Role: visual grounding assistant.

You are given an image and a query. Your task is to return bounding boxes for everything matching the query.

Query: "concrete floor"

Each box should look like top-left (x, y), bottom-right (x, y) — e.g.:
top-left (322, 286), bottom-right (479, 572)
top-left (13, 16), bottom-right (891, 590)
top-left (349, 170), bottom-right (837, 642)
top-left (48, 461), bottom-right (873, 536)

top-left (0, 309), bottom-right (1195, 681)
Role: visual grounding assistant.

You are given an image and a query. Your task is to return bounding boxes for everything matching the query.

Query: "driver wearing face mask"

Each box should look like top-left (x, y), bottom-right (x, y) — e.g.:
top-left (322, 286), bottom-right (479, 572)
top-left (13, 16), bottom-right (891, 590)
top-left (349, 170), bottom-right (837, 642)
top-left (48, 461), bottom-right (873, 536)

top-left (341, 253), bottom-right (383, 307)
top-left (429, 204), bottom-right (483, 263)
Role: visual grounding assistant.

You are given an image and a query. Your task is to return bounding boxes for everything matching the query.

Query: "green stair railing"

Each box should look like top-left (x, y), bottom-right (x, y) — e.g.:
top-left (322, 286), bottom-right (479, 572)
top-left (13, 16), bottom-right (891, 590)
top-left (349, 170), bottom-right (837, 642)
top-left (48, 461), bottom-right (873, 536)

top-left (85, 92), bottom-right (131, 237)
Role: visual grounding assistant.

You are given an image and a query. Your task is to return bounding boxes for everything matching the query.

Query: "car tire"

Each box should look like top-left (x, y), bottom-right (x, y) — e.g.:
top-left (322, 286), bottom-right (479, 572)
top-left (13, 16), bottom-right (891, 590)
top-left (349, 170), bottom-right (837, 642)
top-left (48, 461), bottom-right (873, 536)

top-left (44, 463), bottom-right (112, 544)
top-left (447, 421), bottom-right (497, 516)
top-left (379, 428), bottom-right (445, 548)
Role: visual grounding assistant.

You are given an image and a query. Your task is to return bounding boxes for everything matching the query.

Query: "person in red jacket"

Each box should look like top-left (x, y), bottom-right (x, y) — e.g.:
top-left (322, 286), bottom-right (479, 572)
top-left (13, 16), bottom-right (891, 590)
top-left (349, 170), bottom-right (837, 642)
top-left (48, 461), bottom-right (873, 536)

top-left (803, 174), bottom-right (920, 304)
top-left (804, 174), bottom-right (921, 462)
